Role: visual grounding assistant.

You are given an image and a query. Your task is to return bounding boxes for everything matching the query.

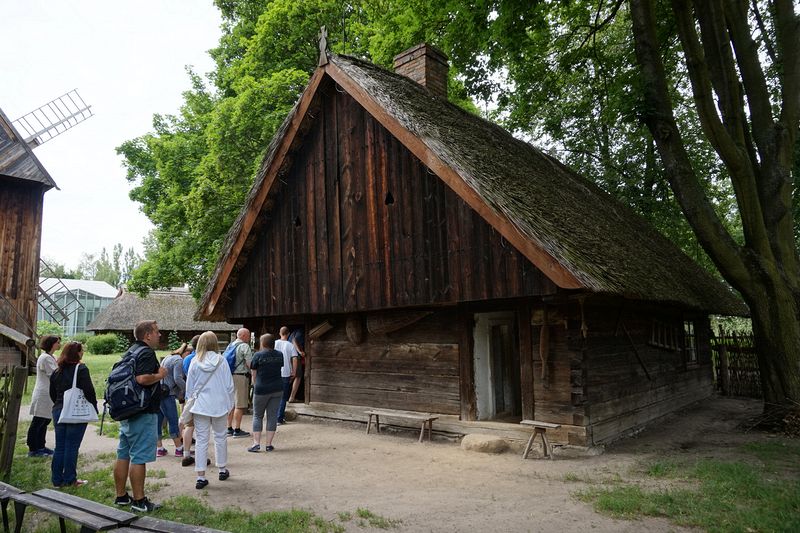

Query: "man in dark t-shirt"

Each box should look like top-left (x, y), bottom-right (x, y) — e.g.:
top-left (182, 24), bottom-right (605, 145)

top-left (247, 334), bottom-right (285, 453)
top-left (112, 320), bottom-right (167, 513)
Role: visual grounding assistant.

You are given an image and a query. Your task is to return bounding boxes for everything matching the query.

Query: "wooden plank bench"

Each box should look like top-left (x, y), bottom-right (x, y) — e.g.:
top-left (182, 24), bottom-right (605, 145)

top-left (11, 487), bottom-right (138, 533)
top-left (365, 409), bottom-right (439, 443)
top-left (520, 420), bottom-right (561, 460)
top-left (117, 515), bottom-right (228, 532)
top-left (0, 482), bottom-right (21, 533)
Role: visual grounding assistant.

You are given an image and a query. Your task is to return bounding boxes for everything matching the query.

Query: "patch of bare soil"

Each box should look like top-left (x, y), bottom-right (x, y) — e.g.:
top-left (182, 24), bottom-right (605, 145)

top-left (63, 397), bottom-right (768, 532)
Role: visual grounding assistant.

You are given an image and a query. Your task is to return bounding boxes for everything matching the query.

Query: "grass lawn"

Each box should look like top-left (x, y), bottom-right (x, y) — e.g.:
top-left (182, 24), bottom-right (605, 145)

top-left (574, 439), bottom-right (800, 532)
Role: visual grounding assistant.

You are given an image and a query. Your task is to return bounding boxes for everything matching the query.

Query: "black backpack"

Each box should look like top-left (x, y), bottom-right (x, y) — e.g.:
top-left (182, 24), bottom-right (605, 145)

top-left (104, 345), bottom-right (154, 421)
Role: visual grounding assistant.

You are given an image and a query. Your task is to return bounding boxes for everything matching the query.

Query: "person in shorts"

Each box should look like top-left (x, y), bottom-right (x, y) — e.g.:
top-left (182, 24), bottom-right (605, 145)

top-left (112, 320), bottom-right (167, 513)
top-left (226, 328), bottom-right (253, 438)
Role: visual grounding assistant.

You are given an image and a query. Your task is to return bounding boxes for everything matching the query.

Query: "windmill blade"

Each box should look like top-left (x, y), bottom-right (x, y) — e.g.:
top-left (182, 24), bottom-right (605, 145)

top-left (12, 89), bottom-right (93, 148)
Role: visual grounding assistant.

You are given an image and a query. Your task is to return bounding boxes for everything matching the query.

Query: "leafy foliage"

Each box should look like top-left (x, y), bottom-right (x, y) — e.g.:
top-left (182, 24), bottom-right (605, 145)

top-left (36, 320), bottom-right (64, 339)
top-left (167, 330), bottom-right (182, 351)
top-left (85, 333), bottom-right (120, 355)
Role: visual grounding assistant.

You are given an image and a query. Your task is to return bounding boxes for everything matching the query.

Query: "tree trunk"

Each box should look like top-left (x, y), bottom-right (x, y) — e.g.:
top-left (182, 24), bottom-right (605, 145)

top-left (745, 277), bottom-right (800, 419)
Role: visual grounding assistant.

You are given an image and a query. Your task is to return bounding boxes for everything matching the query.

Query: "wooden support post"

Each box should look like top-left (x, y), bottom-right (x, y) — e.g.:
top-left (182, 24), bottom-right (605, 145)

top-left (719, 343), bottom-right (730, 396)
top-left (0, 367), bottom-right (28, 481)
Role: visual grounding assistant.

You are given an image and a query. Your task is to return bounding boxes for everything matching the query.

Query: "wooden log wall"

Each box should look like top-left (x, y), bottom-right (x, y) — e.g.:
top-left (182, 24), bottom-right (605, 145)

top-left (0, 179), bottom-right (44, 342)
top-left (582, 302), bottom-right (713, 444)
top-left (306, 310), bottom-right (460, 414)
top-left (530, 304), bottom-right (588, 445)
top-left (227, 82), bottom-right (557, 320)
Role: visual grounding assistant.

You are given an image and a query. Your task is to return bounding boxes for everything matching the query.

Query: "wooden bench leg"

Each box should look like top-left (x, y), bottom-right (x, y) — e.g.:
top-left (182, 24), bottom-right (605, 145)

top-left (12, 502), bottom-right (26, 533)
top-left (538, 429), bottom-right (553, 459)
top-left (428, 420), bottom-right (432, 442)
top-left (375, 415), bottom-right (380, 434)
top-left (418, 422), bottom-right (425, 443)
top-left (2, 499), bottom-right (9, 533)
top-left (522, 432), bottom-right (535, 459)
top-left (366, 414), bottom-right (373, 435)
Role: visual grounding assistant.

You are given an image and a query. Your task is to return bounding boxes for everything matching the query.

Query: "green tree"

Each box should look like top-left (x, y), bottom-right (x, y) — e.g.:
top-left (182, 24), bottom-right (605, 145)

top-left (36, 320), bottom-right (64, 339)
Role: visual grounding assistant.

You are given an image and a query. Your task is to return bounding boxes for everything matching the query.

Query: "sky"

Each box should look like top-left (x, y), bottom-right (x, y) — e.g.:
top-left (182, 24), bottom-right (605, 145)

top-left (1, 0), bottom-right (222, 269)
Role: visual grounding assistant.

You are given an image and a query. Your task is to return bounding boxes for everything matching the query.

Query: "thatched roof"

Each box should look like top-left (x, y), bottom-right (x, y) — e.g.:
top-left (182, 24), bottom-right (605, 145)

top-left (88, 289), bottom-right (240, 332)
top-left (0, 106), bottom-right (57, 188)
top-left (198, 52), bottom-right (746, 319)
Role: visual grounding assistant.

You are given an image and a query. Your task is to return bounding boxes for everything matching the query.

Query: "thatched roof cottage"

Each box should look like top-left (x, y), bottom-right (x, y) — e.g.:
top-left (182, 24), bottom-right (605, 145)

top-left (195, 44), bottom-right (745, 447)
top-left (89, 288), bottom-right (240, 349)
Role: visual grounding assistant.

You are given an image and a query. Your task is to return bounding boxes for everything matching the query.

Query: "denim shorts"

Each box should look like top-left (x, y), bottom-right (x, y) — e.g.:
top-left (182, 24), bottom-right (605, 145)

top-left (117, 412), bottom-right (157, 464)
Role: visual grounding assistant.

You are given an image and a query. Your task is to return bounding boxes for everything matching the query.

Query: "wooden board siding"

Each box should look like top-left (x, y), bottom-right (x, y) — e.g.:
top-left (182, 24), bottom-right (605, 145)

top-left (308, 310), bottom-right (460, 414)
top-left (531, 312), bottom-right (587, 441)
top-left (226, 86), bottom-right (557, 320)
top-left (0, 179), bottom-right (44, 337)
top-left (582, 304), bottom-right (713, 444)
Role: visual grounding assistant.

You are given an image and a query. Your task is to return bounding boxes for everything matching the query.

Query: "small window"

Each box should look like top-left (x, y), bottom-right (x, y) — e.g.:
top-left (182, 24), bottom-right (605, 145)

top-left (684, 320), bottom-right (697, 364)
top-left (649, 320), bottom-right (679, 350)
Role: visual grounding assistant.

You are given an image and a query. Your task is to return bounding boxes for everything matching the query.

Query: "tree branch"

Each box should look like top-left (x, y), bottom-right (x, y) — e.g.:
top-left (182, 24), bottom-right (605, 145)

top-left (750, 0), bottom-right (777, 63)
top-left (580, 0), bottom-right (626, 49)
top-left (629, 0), bottom-right (753, 295)
top-left (671, 0), bottom-right (772, 259)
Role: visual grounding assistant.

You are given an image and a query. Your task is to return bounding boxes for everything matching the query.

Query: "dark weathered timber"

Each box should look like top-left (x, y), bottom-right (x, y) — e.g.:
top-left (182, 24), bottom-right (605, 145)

top-left (226, 89), bottom-right (557, 318)
top-left (518, 303), bottom-right (535, 420)
top-left (458, 308), bottom-right (477, 421)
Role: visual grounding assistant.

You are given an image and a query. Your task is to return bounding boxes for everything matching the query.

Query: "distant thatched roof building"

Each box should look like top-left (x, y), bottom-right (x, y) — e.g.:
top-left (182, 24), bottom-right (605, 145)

top-left (88, 289), bottom-right (240, 341)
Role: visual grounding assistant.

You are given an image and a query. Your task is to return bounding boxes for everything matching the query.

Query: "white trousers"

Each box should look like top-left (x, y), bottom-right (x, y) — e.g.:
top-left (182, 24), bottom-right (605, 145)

top-left (193, 414), bottom-right (228, 473)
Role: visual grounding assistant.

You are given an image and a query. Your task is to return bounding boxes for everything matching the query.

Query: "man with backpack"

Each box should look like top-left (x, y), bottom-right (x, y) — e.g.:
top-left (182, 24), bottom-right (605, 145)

top-left (225, 328), bottom-right (253, 438)
top-left (112, 320), bottom-right (167, 513)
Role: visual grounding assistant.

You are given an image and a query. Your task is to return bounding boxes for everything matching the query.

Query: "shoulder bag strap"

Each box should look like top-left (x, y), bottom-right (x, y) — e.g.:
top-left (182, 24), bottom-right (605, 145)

top-left (71, 364), bottom-right (79, 389)
top-left (190, 358), bottom-right (222, 400)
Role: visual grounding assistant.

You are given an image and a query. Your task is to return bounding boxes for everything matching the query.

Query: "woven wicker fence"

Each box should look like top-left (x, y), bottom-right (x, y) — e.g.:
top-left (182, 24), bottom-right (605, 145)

top-left (711, 328), bottom-right (762, 398)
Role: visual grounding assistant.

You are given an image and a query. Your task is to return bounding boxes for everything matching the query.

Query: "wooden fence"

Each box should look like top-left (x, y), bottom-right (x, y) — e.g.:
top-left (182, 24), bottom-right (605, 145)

top-left (710, 328), bottom-right (762, 398)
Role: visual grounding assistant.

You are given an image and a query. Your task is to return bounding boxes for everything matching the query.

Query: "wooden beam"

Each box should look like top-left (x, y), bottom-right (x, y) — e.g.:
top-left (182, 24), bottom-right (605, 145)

top-left (0, 323), bottom-right (34, 348)
top-left (203, 68), bottom-right (327, 317)
top-left (324, 61), bottom-right (585, 290)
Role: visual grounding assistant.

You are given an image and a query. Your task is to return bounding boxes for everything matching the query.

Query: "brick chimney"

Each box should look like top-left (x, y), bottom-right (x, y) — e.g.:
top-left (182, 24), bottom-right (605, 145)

top-left (393, 43), bottom-right (449, 99)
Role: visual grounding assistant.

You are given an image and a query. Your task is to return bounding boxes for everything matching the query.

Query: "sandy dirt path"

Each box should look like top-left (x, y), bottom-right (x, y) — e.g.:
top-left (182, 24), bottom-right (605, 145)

top-left (26, 397), bottom-right (765, 532)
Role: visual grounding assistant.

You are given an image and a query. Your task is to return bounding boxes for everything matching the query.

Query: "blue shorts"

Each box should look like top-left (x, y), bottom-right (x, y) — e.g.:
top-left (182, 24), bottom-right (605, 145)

top-left (117, 412), bottom-right (157, 464)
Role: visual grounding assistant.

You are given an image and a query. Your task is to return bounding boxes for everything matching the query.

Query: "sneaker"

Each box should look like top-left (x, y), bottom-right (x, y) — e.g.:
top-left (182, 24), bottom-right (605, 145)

top-left (195, 478), bottom-right (209, 490)
top-left (156, 448), bottom-right (168, 457)
top-left (114, 493), bottom-right (133, 506)
top-left (174, 448), bottom-right (184, 458)
top-left (181, 455), bottom-right (195, 467)
top-left (27, 450), bottom-right (46, 457)
top-left (277, 419), bottom-right (286, 425)
top-left (232, 429), bottom-right (250, 438)
top-left (70, 480), bottom-right (88, 487)
top-left (218, 469), bottom-right (230, 481)
top-left (265, 445), bottom-right (275, 452)
top-left (131, 497), bottom-right (162, 513)
top-left (226, 427), bottom-right (234, 436)
top-left (247, 444), bottom-right (260, 453)
top-left (41, 447), bottom-right (55, 456)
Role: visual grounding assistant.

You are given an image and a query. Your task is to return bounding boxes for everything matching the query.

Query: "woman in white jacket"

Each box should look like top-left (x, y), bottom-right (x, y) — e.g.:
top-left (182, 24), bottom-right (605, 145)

top-left (185, 331), bottom-right (234, 489)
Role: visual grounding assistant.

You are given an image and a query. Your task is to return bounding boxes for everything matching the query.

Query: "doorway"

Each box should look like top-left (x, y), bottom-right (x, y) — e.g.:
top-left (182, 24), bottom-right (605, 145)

top-left (473, 312), bottom-right (521, 421)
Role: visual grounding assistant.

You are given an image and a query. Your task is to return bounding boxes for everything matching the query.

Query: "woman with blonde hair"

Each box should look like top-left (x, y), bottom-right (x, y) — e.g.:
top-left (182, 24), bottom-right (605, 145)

top-left (184, 331), bottom-right (234, 489)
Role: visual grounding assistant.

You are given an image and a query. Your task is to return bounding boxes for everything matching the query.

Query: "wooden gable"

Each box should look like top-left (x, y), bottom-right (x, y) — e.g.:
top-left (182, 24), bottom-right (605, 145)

top-left (225, 80), bottom-right (558, 320)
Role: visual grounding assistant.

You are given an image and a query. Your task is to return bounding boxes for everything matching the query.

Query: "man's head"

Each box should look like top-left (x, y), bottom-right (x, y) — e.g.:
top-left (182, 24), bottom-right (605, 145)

top-left (189, 334), bottom-right (201, 351)
top-left (237, 328), bottom-right (251, 344)
top-left (134, 320), bottom-right (160, 349)
top-left (259, 333), bottom-right (275, 350)
top-left (279, 326), bottom-right (290, 339)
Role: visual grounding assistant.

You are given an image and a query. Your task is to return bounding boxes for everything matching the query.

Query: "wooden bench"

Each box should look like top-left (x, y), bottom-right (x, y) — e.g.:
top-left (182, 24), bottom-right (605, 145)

top-left (116, 515), bottom-right (227, 532)
top-left (10, 488), bottom-right (137, 532)
top-left (0, 482), bottom-right (21, 533)
top-left (365, 410), bottom-right (439, 443)
top-left (520, 420), bottom-right (561, 460)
